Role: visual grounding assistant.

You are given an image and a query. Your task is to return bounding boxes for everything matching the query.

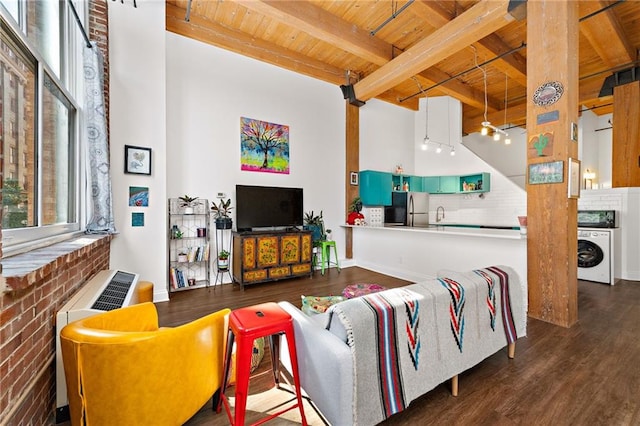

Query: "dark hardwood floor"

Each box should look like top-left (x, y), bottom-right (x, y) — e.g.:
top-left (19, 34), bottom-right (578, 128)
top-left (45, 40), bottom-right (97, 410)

top-left (156, 268), bottom-right (640, 426)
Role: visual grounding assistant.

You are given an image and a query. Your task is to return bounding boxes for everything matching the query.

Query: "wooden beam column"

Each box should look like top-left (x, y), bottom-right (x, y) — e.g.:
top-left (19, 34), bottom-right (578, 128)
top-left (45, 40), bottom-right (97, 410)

top-left (526, 0), bottom-right (579, 327)
top-left (345, 102), bottom-right (359, 259)
top-left (612, 81), bottom-right (640, 188)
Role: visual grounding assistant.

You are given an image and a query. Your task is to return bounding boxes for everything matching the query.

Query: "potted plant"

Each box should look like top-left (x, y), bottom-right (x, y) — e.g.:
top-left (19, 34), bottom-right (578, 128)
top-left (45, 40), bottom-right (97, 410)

top-left (347, 197), bottom-right (365, 225)
top-left (304, 210), bottom-right (325, 242)
top-left (179, 195), bottom-right (200, 214)
top-left (217, 249), bottom-right (230, 270)
top-left (211, 198), bottom-right (233, 229)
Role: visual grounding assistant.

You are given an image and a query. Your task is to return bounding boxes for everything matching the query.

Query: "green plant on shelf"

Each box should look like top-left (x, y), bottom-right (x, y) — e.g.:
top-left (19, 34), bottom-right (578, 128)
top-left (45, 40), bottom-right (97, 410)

top-left (218, 250), bottom-right (230, 260)
top-left (178, 195), bottom-right (200, 207)
top-left (211, 199), bottom-right (232, 218)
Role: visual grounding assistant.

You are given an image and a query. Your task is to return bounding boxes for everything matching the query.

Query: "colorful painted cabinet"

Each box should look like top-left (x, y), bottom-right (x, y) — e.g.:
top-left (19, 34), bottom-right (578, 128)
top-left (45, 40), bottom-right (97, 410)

top-left (232, 230), bottom-right (313, 289)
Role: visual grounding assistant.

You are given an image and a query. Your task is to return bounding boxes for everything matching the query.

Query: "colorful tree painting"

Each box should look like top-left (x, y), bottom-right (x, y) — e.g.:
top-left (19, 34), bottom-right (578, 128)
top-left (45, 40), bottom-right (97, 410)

top-left (240, 117), bottom-right (290, 174)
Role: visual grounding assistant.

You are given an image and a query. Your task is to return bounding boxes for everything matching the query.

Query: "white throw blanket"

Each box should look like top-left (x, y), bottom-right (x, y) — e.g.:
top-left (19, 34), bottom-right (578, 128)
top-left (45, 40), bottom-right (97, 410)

top-left (330, 265), bottom-right (526, 425)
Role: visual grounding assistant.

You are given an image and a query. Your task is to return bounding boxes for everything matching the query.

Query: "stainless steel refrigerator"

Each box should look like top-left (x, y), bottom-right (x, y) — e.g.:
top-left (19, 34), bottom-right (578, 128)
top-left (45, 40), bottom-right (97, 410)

top-left (384, 192), bottom-right (429, 227)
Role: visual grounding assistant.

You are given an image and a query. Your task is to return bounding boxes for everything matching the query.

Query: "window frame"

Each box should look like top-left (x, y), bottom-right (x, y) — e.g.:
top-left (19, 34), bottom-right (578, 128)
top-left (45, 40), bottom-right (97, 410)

top-left (0, 1), bottom-right (84, 255)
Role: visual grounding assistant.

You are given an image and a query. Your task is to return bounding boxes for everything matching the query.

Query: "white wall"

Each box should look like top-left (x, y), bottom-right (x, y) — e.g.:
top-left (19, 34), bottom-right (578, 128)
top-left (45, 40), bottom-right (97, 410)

top-left (415, 97), bottom-right (527, 226)
top-left (164, 34), bottom-right (347, 297)
top-left (108, 1), bottom-right (167, 298)
top-left (360, 100), bottom-right (415, 174)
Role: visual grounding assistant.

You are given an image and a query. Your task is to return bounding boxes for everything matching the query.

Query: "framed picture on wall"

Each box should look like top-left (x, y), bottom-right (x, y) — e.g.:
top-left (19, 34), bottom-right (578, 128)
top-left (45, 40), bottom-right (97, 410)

top-left (568, 157), bottom-right (580, 199)
top-left (125, 145), bottom-right (152, 175)
top-left (350, 172), bottom-right (359, 186)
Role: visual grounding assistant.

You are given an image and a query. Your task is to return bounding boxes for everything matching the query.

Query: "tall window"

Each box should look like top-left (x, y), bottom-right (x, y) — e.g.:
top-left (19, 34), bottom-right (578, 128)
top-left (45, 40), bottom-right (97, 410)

top-left (1, 1), bottom-right (80, 251)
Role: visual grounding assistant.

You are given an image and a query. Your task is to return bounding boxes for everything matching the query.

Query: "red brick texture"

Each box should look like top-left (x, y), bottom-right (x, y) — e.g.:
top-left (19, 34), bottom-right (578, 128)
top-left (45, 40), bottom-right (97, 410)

top-left (0, 236), bottom-right (112, 424)
top-left (0, 1), bottom-right (111, 424)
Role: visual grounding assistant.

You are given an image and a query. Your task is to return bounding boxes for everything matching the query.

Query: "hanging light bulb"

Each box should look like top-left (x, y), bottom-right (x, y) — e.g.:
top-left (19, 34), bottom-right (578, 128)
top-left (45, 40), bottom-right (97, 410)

top-left (481, 125), bottom-right (489, 136)
top-left (450, 146), bottom-right (456, 156)
top-left (421, 139), bottom-right (428, 151)
top-left (436, 144), bottom-right (442, 154)
top-left (504, 136), bottom-right (511, 145)
top-left (493, 131), bottom-right (501, 141)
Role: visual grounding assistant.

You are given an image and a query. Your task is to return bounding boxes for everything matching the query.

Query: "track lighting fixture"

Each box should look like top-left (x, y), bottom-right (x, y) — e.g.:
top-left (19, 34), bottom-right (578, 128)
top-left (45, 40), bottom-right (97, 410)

top-left (436, 144), bottom-right (442, 154)
top-left (450, 146), bottom-right (456, 156)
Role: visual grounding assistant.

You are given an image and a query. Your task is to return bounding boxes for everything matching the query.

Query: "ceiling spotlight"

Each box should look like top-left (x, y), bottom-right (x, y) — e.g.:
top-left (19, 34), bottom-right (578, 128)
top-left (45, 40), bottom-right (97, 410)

top-left (493, 132), bottom-right (501, 141)
top-left (481, 126), bottom-right (489, 136)
top-left (436, 144), bottom-right (442, 154)
top-left (450, 147), bottom-right (456, 156)
top-left (421, 141), bottom-right (428, 151)
top-left (504, 137), bottom-right (511, 145)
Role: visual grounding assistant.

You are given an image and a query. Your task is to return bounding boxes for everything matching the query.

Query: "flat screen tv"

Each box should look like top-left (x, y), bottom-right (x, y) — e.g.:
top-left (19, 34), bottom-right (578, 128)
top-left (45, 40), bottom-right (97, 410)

top-left (236, 185), bottom-right (303, 232)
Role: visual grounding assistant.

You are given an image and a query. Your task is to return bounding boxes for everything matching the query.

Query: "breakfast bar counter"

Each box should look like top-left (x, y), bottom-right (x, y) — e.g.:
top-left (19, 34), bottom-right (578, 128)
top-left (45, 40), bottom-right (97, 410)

top-left (343, 224), bottom-right (527, 298)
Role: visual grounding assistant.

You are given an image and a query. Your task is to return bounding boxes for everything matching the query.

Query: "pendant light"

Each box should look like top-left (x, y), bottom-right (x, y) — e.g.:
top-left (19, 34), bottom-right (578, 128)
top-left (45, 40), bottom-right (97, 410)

top-left (474, 47), bottom-right (508, 140)
top-left (503, 73), bottom-right (511, 145)
top-left (422, 96), bottom-right (430, 151)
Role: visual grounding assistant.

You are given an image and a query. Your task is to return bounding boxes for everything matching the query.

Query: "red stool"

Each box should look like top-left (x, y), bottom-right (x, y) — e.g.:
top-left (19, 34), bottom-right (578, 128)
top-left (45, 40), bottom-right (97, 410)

top-left (218, 302), bottom-right (307, 426)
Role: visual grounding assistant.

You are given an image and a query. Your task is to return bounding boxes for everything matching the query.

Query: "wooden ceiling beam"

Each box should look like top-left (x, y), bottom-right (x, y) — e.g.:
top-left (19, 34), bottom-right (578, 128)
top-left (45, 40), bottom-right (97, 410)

top-left (167, 3), bottom-right (415, 110)
top-left (166, 4), bottom-right (345, 84)
top-left (463, 102), bottom-right (527, 135)
top-left (353, 0), bottom-right (515, 102)
top-left (411, 0), bottom-right (528, 86)
top-left (579, 1), bottom-right (636, 69)
top-left (419, 67), bottom-right (502, 111)
top-left (234, 0), bottom-right (392, 65)
top-left (237, 0), bottom-right (497, 111)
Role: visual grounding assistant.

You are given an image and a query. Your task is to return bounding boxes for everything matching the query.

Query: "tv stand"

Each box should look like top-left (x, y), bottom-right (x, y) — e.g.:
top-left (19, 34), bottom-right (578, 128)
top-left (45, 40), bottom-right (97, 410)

top-left (232, 229), bottom-right (313, 289)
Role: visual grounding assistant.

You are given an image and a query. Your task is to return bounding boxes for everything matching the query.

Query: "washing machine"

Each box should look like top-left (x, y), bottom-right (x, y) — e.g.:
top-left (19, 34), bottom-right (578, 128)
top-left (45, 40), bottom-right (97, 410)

top-left (577, 229), bottom-right (612, 284)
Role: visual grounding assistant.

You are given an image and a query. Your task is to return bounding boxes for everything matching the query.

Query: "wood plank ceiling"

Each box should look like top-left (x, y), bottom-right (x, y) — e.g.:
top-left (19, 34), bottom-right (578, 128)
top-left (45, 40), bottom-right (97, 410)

top-left (166, 0), bottom-right (640, 135)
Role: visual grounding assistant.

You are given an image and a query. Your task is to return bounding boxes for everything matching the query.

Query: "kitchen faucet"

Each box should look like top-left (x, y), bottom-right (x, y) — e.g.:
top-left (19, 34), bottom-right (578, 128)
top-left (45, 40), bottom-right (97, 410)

top-left (436, 206), bottom-right (445, 222)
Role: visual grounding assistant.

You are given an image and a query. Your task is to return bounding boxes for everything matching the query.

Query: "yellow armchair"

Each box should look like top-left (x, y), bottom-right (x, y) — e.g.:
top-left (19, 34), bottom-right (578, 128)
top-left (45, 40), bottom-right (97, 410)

top-left (60, 302), bottom-right (230, 426)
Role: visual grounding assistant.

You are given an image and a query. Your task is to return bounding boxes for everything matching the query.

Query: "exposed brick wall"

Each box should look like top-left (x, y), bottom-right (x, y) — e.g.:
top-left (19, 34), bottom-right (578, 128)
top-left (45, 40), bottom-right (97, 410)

top-left (89, 0), bottom-right (110, 143)
top-left (0, 1), bottom-right (111, 425)
top-left (0, 236), bottom-right (111, 425)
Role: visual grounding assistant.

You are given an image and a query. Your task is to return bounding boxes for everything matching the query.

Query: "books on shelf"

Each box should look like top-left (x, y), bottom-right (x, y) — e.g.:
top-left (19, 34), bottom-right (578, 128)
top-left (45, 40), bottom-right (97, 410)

top-left (178, 243), bottom-right (210, 263)
top-left (169, 267), bottom-right (200, 289)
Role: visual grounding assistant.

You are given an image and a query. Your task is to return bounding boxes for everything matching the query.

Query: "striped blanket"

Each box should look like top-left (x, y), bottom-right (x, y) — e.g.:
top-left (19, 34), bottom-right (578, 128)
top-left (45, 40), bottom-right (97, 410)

top-left (330, 265), bottom-right (526, 425)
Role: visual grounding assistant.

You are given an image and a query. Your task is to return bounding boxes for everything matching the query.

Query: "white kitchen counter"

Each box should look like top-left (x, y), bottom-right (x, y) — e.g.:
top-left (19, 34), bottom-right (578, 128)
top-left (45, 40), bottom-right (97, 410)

top-left (344, 224), bottom-right (524, 240)
top-left (343, 224), bottom-right (527, 300)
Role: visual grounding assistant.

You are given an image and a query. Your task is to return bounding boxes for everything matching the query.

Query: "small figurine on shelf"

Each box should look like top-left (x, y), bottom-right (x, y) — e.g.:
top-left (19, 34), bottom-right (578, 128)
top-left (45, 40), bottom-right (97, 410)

top-left (217, 249), bottom-right (230, 270)
top-left (211, 198), bottom-right (233, 229)
top-left (171, 224), bottom-right (183, 239)
top-left (178, 195), bottom-right (200, 214)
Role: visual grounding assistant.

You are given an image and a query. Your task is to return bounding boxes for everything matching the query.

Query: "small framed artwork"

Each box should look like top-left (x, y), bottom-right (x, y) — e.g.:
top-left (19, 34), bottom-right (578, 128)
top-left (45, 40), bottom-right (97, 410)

top-left (129, 186), bottom-right (149, 207)
top-left (568, 157), bottom-right (580, 199)
top-left (350, 172), bottom-right (359, 186)
top-left (125, 145), bottom-right (152, 175)
top-left (528, 160), bottom-right (564, 185)
top-left (131, 212), bottom-right (145, 227)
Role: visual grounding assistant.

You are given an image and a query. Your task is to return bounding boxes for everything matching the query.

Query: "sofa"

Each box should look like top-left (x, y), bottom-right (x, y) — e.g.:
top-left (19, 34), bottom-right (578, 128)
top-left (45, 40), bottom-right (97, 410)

top-left (60, 302), bottom-right (230, 426)
top-left (279, 265), bottom-right (527, 425)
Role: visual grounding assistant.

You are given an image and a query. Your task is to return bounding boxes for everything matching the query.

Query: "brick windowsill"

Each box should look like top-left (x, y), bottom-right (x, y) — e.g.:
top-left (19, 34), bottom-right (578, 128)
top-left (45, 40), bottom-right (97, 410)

top-left (2, 234), bottom-right (113, 293)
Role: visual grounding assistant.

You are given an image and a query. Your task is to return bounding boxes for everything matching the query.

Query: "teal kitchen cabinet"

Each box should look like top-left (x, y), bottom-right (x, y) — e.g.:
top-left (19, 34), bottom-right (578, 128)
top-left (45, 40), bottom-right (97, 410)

top-left (459, 172), bottom-right (491, 193)
top-left (359, 170), bottom-right (392, 206)
top-left (391, 174), bottom-right (424, 192)
top-left (423, 176), bottom-right (458, 194)
top-left (439, 176), bottom-right (458, 193)
top-left (423, 176), bottom-right (440, 193)
top-left (408, 175), bottom-right (424, 192)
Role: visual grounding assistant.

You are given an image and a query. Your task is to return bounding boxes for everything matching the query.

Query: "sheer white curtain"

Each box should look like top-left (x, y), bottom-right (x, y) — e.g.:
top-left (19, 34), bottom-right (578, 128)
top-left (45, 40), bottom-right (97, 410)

top-left (84, 42), bottom-right (116, 234)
